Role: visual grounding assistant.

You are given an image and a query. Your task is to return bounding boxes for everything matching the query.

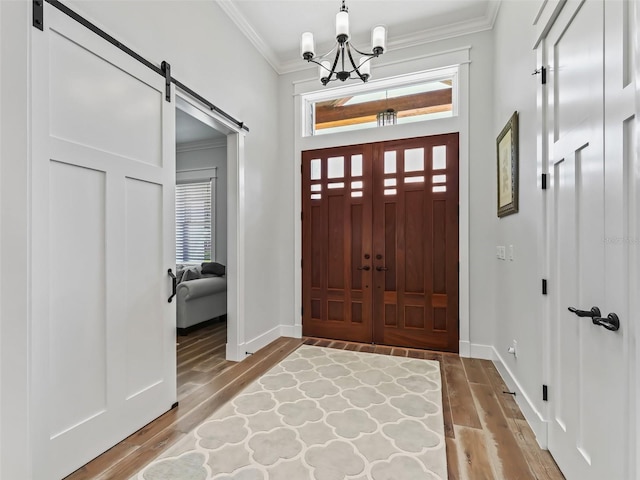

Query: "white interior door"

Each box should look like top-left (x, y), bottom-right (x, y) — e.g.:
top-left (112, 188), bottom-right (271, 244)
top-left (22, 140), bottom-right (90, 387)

top-left (30, 5), bottom-right (176, 478)
top-left (545, 0), bottom-right (634, 478)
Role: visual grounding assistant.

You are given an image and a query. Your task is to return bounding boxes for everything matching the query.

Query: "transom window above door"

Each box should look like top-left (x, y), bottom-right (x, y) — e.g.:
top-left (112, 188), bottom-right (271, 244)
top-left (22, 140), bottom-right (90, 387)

top-left (301, 68), bottom-right (458, 137)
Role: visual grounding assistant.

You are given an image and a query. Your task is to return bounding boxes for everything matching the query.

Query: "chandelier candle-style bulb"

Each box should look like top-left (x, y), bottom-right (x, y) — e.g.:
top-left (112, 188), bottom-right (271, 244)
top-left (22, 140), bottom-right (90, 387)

top-left (319, 61), bottom-right (331, 84)
top-left (301, 32), bottom-right (315, 60)
top-left (372, 25), bottom-right (386, 54)
top-left (300, 0), bottom-right (387, 85)
top-left (336, 10), bottom-right (349, 42)
top-left (358, 57), bottom-right (371, 79)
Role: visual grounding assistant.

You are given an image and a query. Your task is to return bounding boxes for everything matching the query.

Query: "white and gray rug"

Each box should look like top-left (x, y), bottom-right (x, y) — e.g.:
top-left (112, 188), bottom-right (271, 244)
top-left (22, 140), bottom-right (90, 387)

top-left (133, 345), bottom-right (446, 480)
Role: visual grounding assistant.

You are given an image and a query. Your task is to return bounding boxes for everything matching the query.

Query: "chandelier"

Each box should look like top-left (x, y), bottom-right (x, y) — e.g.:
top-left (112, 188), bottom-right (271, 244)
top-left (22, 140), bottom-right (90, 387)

top-left (300, 0), bottom-right (387, 85)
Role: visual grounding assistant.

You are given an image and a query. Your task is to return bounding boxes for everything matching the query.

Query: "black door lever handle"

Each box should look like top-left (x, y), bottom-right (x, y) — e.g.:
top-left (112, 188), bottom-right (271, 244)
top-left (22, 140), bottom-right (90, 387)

top-left (357, 265), bottom-right (371, 271)
top-left (593, 313), bottom-right (620, 331)
top-left (376, 266), bottom-right (388, 271)
top-left (568, 306), bottom-right (601, 318)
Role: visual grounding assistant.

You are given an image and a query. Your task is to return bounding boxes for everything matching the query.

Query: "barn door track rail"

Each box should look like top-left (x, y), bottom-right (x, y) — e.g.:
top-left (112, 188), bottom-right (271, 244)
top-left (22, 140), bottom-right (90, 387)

top-left (32, 0), bottom-right (250, 133)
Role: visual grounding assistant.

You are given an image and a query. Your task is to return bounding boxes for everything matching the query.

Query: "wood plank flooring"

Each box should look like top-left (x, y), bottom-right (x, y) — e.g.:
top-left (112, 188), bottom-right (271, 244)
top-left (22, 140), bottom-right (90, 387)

top-left (66, 325), bottom-right (564, 480)
top-left (304, 337), bottom-right (565, 480)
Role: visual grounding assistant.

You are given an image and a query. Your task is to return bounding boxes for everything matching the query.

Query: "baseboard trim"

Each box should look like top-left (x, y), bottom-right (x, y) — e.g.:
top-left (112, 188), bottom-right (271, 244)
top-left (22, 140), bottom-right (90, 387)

top-left (459, 340), bottom-right (471, 357)
top-left (491, 346), bottom-right (548, 449)
top-left (469, 342), bottom-right (495, 360)
top-left (280, 324), bottom-right (302, 339)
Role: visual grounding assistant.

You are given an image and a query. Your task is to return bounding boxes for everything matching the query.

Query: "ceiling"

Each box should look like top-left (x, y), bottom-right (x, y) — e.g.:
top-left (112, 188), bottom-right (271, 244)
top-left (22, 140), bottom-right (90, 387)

top-left (217, 0), bottom-right (500, 74)
top-left (176, 109), bottom-right (226, 146)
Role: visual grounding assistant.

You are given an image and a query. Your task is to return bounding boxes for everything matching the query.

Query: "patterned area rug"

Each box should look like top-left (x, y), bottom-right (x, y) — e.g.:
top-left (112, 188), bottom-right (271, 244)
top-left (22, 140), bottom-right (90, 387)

top-left (132, 345), bottom-right (446, 480)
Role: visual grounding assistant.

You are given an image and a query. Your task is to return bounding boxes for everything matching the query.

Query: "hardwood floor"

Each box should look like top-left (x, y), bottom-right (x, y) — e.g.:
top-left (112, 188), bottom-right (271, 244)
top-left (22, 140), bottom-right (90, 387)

top-left (304, 337), bottom-right (565, 480)
top-left (66, 326), bottom-right (564, 479)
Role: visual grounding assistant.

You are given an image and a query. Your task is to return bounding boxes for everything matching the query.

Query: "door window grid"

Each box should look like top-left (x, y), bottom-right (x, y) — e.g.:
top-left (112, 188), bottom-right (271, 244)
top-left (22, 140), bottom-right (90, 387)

top-left (308, 154), bottom-right (366, 200)
top-left (381, 145), bottom-right (448, 194)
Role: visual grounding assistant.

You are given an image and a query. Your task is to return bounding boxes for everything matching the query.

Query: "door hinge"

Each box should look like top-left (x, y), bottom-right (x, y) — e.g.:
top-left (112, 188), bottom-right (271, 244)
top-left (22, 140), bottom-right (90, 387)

top-left (33, 0), bottom-right (44, 30)
top-left (533, 66), bottom-right (547, 84)
top-left (301, 211), bottom-right (303, 221)
top-left (300, 258), bottom-right (303, 269)
top-left (301, 306), bottom-right (303, 316)
top-left (161, 61), bottom-right (171, 102)
top-left (541, 173), bottom-right (548, 190)
top-left (542, 279), bottom-right (548, 295)
top-left (543, 384), bottom-right (548, 402)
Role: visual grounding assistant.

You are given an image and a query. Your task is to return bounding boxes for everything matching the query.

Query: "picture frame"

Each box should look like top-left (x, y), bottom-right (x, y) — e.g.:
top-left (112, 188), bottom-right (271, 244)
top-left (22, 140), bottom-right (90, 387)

top-left (496, 111), bottom-right (519, 217)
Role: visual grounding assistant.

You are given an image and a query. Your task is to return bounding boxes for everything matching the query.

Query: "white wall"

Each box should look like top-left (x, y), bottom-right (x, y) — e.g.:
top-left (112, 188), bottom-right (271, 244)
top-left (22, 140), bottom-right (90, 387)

top-left (278, 30), bottom-right (497, 348)
top-left (492, 0), bottom-right (546, 441)
top-left (0, 2), bottom-right (31, 478)
top-left (176, 144), bottom-right (228, 264)
top-left (0, 1), bottom-right (285, 476)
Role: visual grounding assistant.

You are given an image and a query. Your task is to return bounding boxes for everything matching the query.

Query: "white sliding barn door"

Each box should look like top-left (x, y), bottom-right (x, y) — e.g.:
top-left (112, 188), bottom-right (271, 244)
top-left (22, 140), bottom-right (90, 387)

top-left (31, 5), bottom-right (176, 478)
top-left (544, 0), bottom-right (634, 478)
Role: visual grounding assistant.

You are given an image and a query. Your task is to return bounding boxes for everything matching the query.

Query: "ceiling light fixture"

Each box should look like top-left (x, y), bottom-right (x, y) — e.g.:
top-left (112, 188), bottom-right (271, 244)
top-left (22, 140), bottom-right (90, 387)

top-left (301, 0), bottom-right (386, 86)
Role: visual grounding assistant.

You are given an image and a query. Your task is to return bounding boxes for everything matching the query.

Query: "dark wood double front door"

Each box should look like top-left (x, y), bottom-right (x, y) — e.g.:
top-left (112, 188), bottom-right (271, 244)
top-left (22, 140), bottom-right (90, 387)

top-left (302, 134), bottom-right (459, 352)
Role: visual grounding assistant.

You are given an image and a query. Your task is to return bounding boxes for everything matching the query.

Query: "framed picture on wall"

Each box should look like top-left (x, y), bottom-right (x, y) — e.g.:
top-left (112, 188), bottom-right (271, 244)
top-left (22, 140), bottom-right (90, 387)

top-left (496, 111), bottom-right (519, 217)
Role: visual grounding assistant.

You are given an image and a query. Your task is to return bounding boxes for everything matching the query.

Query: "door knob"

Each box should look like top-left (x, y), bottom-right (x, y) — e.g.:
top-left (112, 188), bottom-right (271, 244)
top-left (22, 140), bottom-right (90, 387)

top-left (568, 306), bottom-right (601, 318)
top-left (376, 266), bottom-right (388, 271)
top-left (357, 265), bottom-right (371, 271)
top-left (593, 313), bottom-right (620, 331)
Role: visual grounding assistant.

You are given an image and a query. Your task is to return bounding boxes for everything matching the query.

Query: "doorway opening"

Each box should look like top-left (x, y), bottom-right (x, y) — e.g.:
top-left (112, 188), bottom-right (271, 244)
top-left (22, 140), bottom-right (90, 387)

top-left (174, 107), bottom-right (232, 399)
top-left (302, 134), bottom-right (459, 352)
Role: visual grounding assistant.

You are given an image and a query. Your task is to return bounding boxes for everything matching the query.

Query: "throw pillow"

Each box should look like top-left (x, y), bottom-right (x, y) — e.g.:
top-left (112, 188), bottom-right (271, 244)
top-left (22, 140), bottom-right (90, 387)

top-left (201, 262), bottom-right (225, 276)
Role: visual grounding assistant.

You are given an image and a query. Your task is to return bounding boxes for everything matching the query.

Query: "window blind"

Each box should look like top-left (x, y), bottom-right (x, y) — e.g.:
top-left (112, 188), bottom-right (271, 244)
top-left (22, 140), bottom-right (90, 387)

top-left (176, 181), bottom-right (213, 263)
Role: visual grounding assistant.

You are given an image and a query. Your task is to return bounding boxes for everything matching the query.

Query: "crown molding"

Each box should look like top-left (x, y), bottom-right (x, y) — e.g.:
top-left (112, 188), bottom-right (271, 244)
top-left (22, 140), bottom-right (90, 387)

top-left (218, 0), bottom-right (501, 76)
top-left (177, 138), bottom-right (227, 153)
top-left (216, 0), bottom-right (281, 73)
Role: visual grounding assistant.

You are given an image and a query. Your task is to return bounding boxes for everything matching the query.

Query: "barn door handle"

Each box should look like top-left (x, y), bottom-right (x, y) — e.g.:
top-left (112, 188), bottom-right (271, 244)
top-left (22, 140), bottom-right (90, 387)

top-left (376, 266), bottom-right (388, 271)
top-left (357, 265), bottom-right (371, 271)
top-left (168, 268), bottom-right (177, 303)
top-left (568, 306), bottom-right (601, 318)
top-left (593, 313), bottom-right (620, 331)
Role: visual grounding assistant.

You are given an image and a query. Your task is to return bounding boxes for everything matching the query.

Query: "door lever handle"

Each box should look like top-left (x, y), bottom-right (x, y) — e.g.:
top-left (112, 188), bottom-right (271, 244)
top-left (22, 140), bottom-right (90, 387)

top-left (568, 306), bottom-right (601, 318)
top-left (168, 268), bottom-right (177, 303)
top-left (376, 266), bottom-right (388, 271)
top-left (593, 313), bottom-right (620, 331)
top-left (357, 265), bottom-right (371, 271)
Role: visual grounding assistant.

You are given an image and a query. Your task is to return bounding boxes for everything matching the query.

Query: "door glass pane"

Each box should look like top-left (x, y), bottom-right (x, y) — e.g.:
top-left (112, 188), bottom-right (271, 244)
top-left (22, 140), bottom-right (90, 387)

top-left (310, 159), bottom-right (321, 180)
top-left (328, 182), bottom-right (345, 189)
top-left (351, 191), bottom-right (363, 198)
top-left (351, 181), bottom-right (363, 189)
top-left (384, 178), bottom-right (397, 187)
top-left (384, 151), bottom-right (396, 174)
top-left (351, 155), bottom-right (363, 177)
top-left (432, 146), bottom-right (447, 170)
top-left (433, 185), bottom-right (446, 193)
top-left (404, 148), bottom-right (424, 172)
top-left (328, 156), bottom-right (344, 178)
top-left (405, 176), bottom-right (425, 183)
top-left (433, 174), bottom-right (446, 183)
top-left (311, 184), bottom-right (321, 191)
top-left (384, 188), bottom-right (397, 195)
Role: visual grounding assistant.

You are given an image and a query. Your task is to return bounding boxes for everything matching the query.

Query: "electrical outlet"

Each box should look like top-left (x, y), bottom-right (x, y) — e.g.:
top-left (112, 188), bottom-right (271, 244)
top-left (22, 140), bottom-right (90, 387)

top-left (509, 245), bottom-right (514, 261)
top-left (496, 246), bottom-right (501, 258)
top-left (512, 339), bottom-right (517, 358)
top-left (499, 246), bottom-right (506, 260)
